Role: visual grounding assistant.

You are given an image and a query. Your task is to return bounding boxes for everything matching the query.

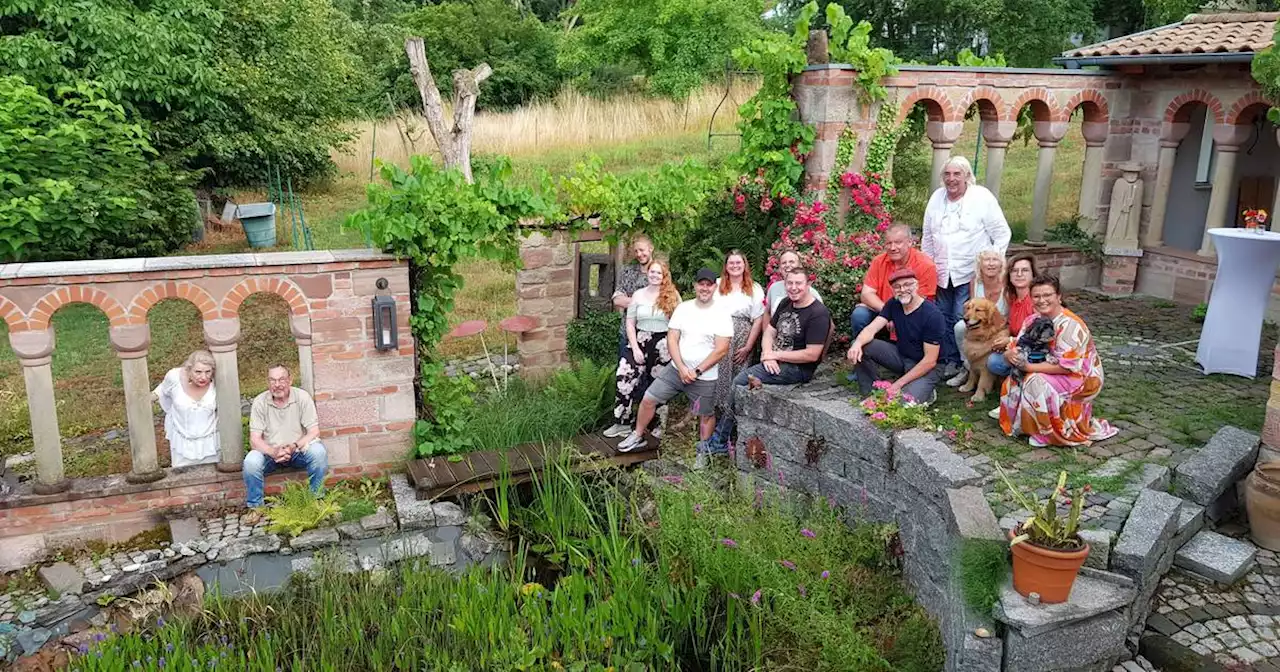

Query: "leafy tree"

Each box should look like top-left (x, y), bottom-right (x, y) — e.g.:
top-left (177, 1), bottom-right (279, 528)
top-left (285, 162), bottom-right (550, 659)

top-left (987, 0), bottom-right (1095, 67)
top-left (559, 0), bottom-right (766, 99)
top-left (1254, 19), bottom-right (1280, 123)
top-left (0, 76), bottom-right (194, 262)
top-left (197, 0), bottom-right (362, 184)
top-left (399, 0), bottom-right (563, 110)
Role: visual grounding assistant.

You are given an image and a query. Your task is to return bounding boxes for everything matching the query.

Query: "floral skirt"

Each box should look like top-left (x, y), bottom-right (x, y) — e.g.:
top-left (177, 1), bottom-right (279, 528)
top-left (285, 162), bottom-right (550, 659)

top-left (713, 315), bottom-right (754, 412)
top-left (614, 330), bottom-right (670, 426)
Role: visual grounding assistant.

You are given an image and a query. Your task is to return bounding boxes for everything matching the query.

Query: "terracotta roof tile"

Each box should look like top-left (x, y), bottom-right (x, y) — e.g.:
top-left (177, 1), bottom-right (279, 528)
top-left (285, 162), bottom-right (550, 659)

top-left (1063, 12), bottom-right (1277, 59)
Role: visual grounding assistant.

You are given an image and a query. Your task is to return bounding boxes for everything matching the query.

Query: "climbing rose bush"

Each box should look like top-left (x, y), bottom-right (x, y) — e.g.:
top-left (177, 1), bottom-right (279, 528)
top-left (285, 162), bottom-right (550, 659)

top-left (765, 171), bottom-right (892, 336)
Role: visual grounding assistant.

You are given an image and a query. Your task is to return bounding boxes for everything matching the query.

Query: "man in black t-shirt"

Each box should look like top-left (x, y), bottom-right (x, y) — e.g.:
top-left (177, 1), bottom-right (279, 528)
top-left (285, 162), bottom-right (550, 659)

top-left (846, 267), bottom-right (945, 403)
top-left (734, 267), bottom-right (832, 387)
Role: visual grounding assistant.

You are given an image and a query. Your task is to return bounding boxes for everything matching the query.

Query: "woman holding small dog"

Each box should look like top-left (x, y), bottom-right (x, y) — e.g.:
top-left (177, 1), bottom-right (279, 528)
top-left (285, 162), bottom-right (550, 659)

top-left (997, 274), bottom-right (1118, 447)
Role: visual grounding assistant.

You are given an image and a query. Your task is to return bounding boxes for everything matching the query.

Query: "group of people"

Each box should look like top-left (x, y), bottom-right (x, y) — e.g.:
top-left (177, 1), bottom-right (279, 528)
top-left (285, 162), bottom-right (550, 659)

top-left (604, 155), bottom-right (1117, 465)
top-left (153, 357), bottom-right (328, 514)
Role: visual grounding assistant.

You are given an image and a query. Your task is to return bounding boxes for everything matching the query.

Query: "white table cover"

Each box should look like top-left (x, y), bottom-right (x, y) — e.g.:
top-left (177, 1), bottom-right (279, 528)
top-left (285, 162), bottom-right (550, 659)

top-left (1196, 228), bottom-right (1280, 378)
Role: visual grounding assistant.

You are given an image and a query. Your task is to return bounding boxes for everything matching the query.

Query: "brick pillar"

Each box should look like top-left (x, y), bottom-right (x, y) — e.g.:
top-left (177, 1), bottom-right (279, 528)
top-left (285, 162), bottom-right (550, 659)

top-left (516, 230), bottom-right (576, 376)
top-left (1263, 347), bottom-right (1280, 463)
top-left (1100, 253), bottom-right (1141, 296)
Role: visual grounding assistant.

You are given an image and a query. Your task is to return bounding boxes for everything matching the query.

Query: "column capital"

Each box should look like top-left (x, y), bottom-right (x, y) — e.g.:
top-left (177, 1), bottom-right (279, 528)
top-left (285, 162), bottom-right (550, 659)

top-left (290, 314), bottom-right (312, 343)
top-left (1033, 121), bottom-right (1069, 147)
top-left (1081, 121), bottom-right (1109, 147)
top-left (1160, 121), bottom-right (1191, 148)
top-left (926, 120), bottom-right (963, 147)
top-left (109, 323), bottom-right (150, 358)
top-left (10, 329), bottom-right (54, 362)
top-left (203, 317), bottom-right (241, 348)
top-left (1212, 123), bottom-right (1253, 150)
top-left (981, 120), bottom-right (1016, 148)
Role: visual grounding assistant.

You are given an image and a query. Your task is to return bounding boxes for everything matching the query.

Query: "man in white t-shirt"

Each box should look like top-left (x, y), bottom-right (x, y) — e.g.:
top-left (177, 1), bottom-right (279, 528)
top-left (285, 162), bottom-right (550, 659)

top-left (618, 268), bottom-right (732, 454)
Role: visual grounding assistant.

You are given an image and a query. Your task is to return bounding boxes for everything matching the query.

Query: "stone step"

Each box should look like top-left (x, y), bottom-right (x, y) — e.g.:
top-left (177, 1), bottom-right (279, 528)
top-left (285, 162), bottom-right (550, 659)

top-left (1172, 426), bottom-right (1259, 507)
top-left (1173, 530), bottom-right (1257, 585)
top-left (1170, 502), bottom-right (1204, 552)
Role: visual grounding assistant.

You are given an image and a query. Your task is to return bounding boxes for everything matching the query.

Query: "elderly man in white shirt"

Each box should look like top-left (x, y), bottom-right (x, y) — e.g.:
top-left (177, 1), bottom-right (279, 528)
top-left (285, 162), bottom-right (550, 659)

top-left (921, 155), bottom-right (1012, 381)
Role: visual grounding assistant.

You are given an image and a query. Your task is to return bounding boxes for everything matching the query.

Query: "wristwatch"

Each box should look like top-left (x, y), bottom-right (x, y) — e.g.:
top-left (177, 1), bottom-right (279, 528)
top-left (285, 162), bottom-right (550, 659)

top-left (694, 367), bottom-right (703, 377)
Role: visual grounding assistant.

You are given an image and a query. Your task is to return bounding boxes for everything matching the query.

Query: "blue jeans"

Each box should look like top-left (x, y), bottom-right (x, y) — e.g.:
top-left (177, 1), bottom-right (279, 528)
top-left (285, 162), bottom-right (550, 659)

top-left (243, 440), bottom-right (328, 507)
top-left (987, 352), bottom-right (1014, 377)
top-left (617, 328), bottom-right (629, 364)
top-left (851, 305), bottom-right (878, 338)
top-left (733, 362), bottom-right (814, 386)
top-left (935, 283), bottom-right (970, 367)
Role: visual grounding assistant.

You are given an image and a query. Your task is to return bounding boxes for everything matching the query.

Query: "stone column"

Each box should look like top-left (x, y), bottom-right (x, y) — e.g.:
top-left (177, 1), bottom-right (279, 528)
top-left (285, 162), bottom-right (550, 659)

top-left (204, 318), bottom-right (244, 472)
top-left (1198, 123), bottom-right (1253, 256)
top-left (11, 329), bottom-right (67, 493)
top-left (1144, 123), bottom-right (1190, 248)
top-left (110, 324), bottom-right (164, 483)
top-left (927, 121), bottom-right (963, 193)
top-left (1078, 121), bottom-right (1109, 233)
top-left (292, 315), bottom-right (315, 395)
top-left (1272, 129), bottom-right (1280, 234)
top-left (1027, 121), bottom-right (1069, 246)
top-left (981, 121), bottom-right (1016, 198)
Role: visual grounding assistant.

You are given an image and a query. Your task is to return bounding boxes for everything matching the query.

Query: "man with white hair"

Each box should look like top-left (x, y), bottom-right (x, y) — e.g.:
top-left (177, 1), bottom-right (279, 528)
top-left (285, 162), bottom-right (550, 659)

top-left (921, 155), bottom-right (1011, 380)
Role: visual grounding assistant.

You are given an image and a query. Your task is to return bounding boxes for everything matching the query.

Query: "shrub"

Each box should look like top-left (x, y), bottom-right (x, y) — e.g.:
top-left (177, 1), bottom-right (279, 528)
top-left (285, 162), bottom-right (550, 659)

top-left (669, 172), bottom-right (790, 287)
top-left (462, 360), bottom-right (614, 451)
top-left (0, 76), bottom-right (195, 262)
top-left (765, 171), bottom-right (891, 334)
top-left (566, 309), bottom-right (622, 364)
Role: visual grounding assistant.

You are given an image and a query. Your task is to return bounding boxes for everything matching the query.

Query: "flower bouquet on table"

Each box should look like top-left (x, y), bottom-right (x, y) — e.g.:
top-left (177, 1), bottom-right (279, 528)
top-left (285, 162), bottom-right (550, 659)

top-left (1243, 208), bottom-right (1269, 234)
top-left (857, 380), bottom-right (931, 429)
top-left (995, 464), bottom-right (1091, 604)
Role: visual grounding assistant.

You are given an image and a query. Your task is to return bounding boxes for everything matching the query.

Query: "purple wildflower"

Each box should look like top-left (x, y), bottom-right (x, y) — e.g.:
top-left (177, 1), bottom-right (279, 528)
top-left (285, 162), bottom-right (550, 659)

top-left (727, 440), bottom-right (736, 459)
top-left (661, 475), bottom-right (684, 485)
top-left (800, 528), bottom-right (816, 538)
top-left (750, 589), bottom-right (762, 605)
top-left (78, 643), bottom-right (90, 655)
top-left (821, 570), bottom-right (831, 579)
top-left (826, 496), bottom-right (837, 509)
top-left (632, 557), bottom-right (642, 566)
top-left (693, 504), bottom-right (703, 514)
top-left (779, 559), bottom-right (796, 571)
top-left (776, 469), bottom-right (785, 485)
top-left (159, 658), bottom-right (166, 668)
top-left (721, 538), bottom-right (739, 549)
top-left (765, 451), bottom-right (774, 469)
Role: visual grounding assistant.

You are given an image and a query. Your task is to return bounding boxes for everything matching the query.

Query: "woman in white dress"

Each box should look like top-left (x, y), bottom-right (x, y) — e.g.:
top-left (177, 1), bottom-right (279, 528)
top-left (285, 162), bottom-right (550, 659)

top-left (152, 350), bottom-right (220, 467)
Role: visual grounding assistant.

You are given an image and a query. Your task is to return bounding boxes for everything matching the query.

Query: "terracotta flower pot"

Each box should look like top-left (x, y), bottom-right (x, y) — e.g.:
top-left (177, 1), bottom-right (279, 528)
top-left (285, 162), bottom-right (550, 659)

top-left (1009, 529), bottom-right (1090, 604)
top-left (1245, 461), bottom-right (1280, 552)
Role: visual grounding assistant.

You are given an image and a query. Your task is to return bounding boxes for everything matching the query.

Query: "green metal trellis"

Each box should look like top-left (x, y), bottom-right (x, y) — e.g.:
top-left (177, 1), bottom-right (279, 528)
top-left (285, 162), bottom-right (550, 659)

top-left (265, 163), bottom-right (314, 251)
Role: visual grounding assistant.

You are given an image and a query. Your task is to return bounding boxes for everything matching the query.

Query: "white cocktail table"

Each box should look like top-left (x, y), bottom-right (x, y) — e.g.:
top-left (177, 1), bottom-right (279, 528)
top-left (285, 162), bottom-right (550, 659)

top-left (1196, 228), bottom-right (1280, 377)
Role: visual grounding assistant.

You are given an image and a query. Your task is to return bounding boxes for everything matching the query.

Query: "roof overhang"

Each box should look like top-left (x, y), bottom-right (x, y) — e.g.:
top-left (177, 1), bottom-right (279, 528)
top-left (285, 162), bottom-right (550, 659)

top-left (1053, 52), bottom-right (1256, 69)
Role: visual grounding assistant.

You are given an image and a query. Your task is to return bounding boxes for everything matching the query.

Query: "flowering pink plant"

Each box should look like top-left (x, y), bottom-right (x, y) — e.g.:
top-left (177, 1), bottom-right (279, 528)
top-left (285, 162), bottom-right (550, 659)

top-left (764, 171), bottom-right (893, 335)
top-left (857, 380), bottom-right (931, 429)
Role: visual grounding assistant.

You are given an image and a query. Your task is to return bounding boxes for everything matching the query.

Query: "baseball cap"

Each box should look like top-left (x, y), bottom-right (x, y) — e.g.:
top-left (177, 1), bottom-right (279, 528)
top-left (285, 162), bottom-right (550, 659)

top-left (694, 268), bottom-right (717, 284)
top-left (887, 267), bottom-right (917, 285)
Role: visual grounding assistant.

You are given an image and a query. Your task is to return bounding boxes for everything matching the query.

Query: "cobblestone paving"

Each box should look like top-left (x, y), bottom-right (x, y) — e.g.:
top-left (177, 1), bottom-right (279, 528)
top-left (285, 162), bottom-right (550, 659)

top-left (928, 292), bottom-right (1273, 520)
top-left (1149, 541), bottom-right (1280, 670)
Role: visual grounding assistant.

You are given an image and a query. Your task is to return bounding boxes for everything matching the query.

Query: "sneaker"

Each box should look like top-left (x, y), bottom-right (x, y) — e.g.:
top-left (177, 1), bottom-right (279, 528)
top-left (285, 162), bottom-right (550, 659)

top-left (1028, 435), bottom-right (1048, 448)
top-left (617, 432), bottom-right (644, 452)
top-left (988, 407), bottom-right (1000, 420)
top-left (603, 423), bottom-right (631, 438)
top-left (242, 509), bottom-right (265, 526)
top-left (945, 369), bottom-right (969, 387)
top-left (943, 362), bottom-right (964, 379)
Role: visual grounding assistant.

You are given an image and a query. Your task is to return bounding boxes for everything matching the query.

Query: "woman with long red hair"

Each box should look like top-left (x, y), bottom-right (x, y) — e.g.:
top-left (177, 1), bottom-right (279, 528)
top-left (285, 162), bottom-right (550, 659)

top-left (710, 250), bottom-right (766, 413)
top-left (603, 259), bottom-right (681, 439)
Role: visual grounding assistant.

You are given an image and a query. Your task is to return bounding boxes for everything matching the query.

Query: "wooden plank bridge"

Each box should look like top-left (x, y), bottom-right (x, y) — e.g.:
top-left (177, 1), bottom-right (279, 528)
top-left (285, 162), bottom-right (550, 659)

top-left (405, 434), bottom-right (660, 499)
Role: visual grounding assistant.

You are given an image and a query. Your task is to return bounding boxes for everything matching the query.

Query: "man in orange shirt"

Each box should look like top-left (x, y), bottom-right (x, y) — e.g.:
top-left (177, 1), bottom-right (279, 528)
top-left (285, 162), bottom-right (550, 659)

top-left (851, 223), bottom-right (938, 338)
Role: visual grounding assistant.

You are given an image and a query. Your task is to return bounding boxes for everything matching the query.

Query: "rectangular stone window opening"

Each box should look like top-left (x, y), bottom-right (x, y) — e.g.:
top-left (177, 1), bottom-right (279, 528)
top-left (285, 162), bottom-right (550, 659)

top-left (1195, 112), bottom-right (1215, 187)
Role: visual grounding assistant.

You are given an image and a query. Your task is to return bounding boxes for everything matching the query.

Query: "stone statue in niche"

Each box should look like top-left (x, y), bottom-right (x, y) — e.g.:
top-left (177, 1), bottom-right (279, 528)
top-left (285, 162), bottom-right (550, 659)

top-left (1106, 162), bottom-right (1144, 251)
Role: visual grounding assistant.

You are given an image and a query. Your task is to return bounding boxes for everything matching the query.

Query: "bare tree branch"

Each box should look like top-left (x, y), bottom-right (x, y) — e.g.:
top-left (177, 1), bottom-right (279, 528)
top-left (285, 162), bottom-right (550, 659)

top-left (404, 37), bottom-right (491, 183)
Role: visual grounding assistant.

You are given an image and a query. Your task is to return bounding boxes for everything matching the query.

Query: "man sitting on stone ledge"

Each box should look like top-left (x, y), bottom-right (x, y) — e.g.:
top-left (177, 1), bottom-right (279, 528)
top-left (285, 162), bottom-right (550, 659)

top-left (847, 267), bottom-right (944, 403)
top-left (738, 266), bottom-right (832, 388)
top-left (243, 364), bottom-right (328, 517)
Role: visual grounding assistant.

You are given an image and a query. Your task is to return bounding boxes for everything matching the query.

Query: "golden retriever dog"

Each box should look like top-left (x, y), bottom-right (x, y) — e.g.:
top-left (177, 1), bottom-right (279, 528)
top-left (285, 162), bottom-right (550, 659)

top-left (958, 298), bottom-right (1008, 402)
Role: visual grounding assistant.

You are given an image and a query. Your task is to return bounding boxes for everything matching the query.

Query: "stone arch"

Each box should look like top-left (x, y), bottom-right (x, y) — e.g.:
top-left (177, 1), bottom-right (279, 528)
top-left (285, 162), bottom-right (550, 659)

top-left (1063, 89), bottom-right (1110, 123)
top-left (1008, 88), bottom-right (1061, 123)
top-left (1226, 91), bottom-right (1274, 125)
top-left (128, 281), bottom-right (219, 323)
top-left (28, 286), bottom-right (128, 331)
top-left (0, 294), bottom-right (27, 332)
top-left (897, 86), bottom-right (959, 123)
top-left (960, 86), bottom-right (1006, 122)
top-left (1163, 89), bottom-right (1226, 125)
top-left (219, 276), bottom-right (309, 319)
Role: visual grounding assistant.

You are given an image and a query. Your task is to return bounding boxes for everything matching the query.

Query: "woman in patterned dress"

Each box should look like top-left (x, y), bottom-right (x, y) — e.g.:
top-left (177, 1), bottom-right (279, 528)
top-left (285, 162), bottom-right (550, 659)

top-left (998, 274), bottom-right (1118, 447)
top-left (712, 250), bottom-right (766, 412)
top-left (603, 260), bottom-right (681, 438)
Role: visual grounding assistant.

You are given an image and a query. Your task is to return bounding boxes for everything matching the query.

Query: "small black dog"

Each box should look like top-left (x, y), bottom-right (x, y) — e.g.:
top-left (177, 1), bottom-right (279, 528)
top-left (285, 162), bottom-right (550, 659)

top-left (1014, 316), bottom-right (1056, 377)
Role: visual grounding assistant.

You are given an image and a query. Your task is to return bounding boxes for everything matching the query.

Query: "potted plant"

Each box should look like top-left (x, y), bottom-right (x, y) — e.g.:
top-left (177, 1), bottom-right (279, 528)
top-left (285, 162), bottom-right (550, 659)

top-left (995, 465), bottom-right (1091, 604)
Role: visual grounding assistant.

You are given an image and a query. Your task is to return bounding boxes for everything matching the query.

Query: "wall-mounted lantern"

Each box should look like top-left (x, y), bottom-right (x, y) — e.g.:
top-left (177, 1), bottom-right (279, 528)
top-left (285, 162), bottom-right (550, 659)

top-left (372, 278), bottom-right (397, 351)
